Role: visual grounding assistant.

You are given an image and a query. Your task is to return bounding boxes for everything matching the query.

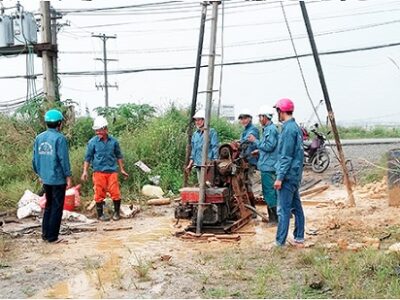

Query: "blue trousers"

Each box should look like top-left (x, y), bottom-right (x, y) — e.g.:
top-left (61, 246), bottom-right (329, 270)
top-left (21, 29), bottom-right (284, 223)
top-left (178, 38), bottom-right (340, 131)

top-left (261, 171), bottom-right (277, 208)
top-left (42, 184), bottom-right (66, 242)
top-left (276, 181), bottom-right (305, 246)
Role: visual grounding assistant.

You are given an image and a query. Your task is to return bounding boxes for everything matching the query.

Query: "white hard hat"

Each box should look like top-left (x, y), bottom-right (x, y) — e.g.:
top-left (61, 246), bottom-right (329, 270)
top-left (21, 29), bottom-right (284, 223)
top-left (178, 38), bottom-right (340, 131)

top-left (238, 108), bottom-right (252, 119)
top-left (92, 116), bottom-right (108, 130)
top-left (193, 109), bottom-right (205, 119)
top-left (258, 105), bottom-right (275, 119)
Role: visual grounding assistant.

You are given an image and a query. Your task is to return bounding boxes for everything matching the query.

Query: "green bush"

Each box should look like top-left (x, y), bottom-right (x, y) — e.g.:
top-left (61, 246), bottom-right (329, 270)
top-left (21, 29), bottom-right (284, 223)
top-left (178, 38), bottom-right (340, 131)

top-left (0, 104), bottom-right (242, 210)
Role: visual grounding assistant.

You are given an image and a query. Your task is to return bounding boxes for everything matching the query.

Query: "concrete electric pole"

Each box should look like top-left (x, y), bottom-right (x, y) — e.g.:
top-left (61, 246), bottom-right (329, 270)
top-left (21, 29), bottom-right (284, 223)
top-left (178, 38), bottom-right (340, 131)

top-left (92, 33), bottom-right (118, 108)
top-left (196, 0), bottom-right (221, 235)
top-left (40, 1), bottom-right (57, 102)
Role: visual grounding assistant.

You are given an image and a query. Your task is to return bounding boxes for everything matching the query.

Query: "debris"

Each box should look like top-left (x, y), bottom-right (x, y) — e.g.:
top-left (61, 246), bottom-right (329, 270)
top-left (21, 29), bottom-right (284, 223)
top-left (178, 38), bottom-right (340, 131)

top-left (120, 205), bottom-right (140, 218)
top-left (337, 238), bottom-right (348, 250)
top-left (388, 243), bottom-right (400, 253)
top-left (362, 237), bottom-right (380, 249)
top-left (103, 226), bottom-right (133, 232)
top-left (160, 255), bottom-right (172, 262)
top-left (17, 202), bottom-right (41, 219)
top-left (214, 234), bottom-right (241, 241)
top-left (379, 233), bottom-right (391, 241)
top-left (300, 179), bottom-right (322, 192)
top-left (347, 243), bottom-right (364, 252)
top-left (309, 279), bottom-right (324, 290)
top-left (62, 211), bottom-right (94, 223)
top-left (147, 198), bottom-right (171, 206)
top-left (69, 226), bottom-right (97, 233)
top-left (300, 185), bottom-right (329, 197)
top-left (135, 160), bottom-right (152, 173)
top-left (17, 190), bottom-right (41, 219)
top-left (149, 175), bottom-right (161, 186)
top-left (142, 185), bottom-right (164, 198)
top-left (86, 200), bottom-right (96, 211)
top-left (306, 228), bottom-right (319, 236)
top-left (328, 217), bottom-right (340, 230)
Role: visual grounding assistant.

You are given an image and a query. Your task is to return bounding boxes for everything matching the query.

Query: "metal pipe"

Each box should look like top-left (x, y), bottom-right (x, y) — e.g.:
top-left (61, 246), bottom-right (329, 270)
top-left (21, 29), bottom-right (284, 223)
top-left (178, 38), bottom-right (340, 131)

top-left (184, 2), bottom-right (208, 187)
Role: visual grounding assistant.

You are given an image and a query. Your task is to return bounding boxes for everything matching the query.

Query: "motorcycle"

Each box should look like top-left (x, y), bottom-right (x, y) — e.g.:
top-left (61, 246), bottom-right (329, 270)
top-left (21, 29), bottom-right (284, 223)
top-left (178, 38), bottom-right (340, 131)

top-left (303, 124), bottom-right (330, 173)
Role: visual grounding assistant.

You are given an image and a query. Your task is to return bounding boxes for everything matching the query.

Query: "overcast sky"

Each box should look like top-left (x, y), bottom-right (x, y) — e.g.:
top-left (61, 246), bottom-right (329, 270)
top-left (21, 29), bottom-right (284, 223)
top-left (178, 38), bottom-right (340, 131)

top-left (0, 0), bottom-right (399, 126)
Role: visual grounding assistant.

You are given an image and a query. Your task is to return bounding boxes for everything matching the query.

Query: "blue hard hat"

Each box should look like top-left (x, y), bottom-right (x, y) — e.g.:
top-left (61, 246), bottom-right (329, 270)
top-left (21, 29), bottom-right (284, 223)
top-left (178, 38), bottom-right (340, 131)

top-left (44, 109), bottom-right (64, 122)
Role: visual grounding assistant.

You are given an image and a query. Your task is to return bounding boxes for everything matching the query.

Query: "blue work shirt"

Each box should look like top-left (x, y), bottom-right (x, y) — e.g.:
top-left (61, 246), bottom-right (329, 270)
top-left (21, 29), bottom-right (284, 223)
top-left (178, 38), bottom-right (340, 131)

top-left (255, 121), bottom-right (279, 172)
top-left (32, 128), bottom-right (71, 185)
top-left (276, 118), bottom-right (304, 185)
top-left (240, 122), bottom-right (260, 167)
top-left (190, 128), bottom-right (219, 166)
top-left (84, 135), bottom-right (123, 173)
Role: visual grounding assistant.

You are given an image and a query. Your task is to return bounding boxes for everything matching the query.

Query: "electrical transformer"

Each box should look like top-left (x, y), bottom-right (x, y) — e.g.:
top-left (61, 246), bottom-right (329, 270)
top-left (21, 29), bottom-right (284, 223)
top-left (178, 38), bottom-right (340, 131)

top-left (13, 12), bottom-right (37, 46)
top-left (0, 15), bottom-right (14, 47)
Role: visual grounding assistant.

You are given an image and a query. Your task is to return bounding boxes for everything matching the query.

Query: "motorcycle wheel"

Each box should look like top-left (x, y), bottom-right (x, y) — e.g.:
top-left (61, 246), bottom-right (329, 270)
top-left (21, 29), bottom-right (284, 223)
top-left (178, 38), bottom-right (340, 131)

top-left (311, 151), bottom-right (330, 173)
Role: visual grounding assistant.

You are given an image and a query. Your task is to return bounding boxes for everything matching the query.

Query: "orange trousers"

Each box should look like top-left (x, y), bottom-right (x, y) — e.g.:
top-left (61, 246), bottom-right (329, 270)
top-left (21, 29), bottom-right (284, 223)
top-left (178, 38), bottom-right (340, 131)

top-left (93, 172), bottom-right (121, 202)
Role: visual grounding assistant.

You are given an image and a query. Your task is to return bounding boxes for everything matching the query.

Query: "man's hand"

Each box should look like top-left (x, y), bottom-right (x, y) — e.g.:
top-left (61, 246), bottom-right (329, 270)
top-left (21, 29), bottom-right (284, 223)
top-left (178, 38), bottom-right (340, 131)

top-left (247, 134), bottom-right (256, 143)
top-left (121, 169), bottom-right (129, 179)
top-left (81, 171), bottom-right (88, 182)
top-left (186, 160), bottom-right (193, 173)
top-left (274, 180), bottom-right (282, 190)
top-left (251, 150), bottom-right (259, 157)
top-left (66, 177), bottom-right (72, 189)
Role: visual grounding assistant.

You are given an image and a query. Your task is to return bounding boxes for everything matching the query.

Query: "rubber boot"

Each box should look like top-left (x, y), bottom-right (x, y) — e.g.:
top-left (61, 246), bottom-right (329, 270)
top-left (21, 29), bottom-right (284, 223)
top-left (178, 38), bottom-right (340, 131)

top-left (96, 202), bottom-right (110, 222)
top-left (268, 207), bottom-right (278, 225)
top-left (112, 200), bottom-right (121, 221)
top-left (248, 192), bottom-right (257, 219)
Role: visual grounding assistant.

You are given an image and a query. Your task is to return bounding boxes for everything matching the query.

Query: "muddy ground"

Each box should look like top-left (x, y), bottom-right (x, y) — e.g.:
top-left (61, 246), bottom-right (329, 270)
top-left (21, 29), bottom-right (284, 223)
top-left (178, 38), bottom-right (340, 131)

top-left (1, 179), bottom-right (400, 299)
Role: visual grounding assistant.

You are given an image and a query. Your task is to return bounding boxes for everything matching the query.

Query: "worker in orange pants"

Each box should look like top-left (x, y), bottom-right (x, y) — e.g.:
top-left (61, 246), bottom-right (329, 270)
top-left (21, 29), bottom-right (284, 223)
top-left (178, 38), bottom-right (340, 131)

top-left (81, 116), bottom-right (128, 221)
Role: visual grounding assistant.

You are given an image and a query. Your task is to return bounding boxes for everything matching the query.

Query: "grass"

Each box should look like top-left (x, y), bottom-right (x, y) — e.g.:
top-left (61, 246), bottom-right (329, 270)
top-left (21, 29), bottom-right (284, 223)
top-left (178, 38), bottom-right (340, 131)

top-left (358, 154), bottom-right (388, 185)
top-left (129, 250), bottom-right (151, 281)
top-left (192, 247), bottom-right (400, 299)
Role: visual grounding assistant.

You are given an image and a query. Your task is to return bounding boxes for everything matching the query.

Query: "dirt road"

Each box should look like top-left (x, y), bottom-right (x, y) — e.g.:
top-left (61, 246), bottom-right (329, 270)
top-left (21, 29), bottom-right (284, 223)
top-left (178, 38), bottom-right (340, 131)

top-left (1, 183), bottom-right (400, 298)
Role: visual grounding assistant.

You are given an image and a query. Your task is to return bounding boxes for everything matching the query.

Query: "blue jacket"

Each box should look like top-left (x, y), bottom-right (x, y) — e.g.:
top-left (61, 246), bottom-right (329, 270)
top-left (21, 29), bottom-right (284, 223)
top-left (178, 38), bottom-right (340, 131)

top-left (256, 121), bottom-right (279, 172)
top-left (32, 128), bottom-right (71, 185)
top-left (276, 118), bottom-right (304, 185)
top-left (240, 122), bottom-right (260, 167)
top-left (190, 128), bottom-right (219, 166)
top-left (84, 135), bottom-right (123, 173)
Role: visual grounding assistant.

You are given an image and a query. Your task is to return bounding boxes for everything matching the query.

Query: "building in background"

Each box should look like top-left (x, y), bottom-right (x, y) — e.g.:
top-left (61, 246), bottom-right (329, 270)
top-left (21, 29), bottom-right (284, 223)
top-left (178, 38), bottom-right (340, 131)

top-left (220, 104), bottom-right (235, 123)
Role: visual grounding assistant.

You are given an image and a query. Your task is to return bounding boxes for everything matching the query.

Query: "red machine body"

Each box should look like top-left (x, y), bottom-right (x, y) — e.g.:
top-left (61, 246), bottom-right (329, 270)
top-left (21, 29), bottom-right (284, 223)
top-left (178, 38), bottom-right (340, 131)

top-left (180, 187), bottom-right (229, 204)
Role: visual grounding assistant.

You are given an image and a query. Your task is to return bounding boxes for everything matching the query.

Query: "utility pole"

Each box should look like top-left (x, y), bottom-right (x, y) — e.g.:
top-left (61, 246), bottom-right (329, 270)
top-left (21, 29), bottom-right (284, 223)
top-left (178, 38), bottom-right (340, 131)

top-left (184, 2), bottom-right (208, 187)
top-left (196, 0), bottom-right (220, 235)
top-left (300, 1), bottom-right (356, 207)
top-left (40, 1), bottom-right (56, 102)
top-left (50, 7), bottom-right (62, 101)
top-left (92, 33), bottom-right (118, 107)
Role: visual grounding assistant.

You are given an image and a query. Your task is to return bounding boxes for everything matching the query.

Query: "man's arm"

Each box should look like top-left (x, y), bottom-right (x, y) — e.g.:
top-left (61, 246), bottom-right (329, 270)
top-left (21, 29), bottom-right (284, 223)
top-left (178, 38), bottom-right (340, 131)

top-left (276, 129), bottom-right (295, 182)
top-left (81, 141), bottom-right (94, 181)
top-left (210, 129), bottom-right (219, 160)
top-left (57, 137), bottom-right (72, 188)
top-left (115, 140), bottom-right (128, 178)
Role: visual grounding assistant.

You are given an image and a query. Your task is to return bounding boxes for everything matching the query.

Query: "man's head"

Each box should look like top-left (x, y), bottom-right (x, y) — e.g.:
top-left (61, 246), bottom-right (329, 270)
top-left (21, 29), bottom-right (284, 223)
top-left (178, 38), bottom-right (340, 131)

top-left (274, 98), bottom-right (294, 123)
top-left (192, 110), bottom-right (205, 129)
top-left (257, 105), bottom-right (274, 126)
top-left (44, 109), bottom-right (64, 130)
top-left (92, 116), bottom-right (109, 139)
top-left (238, 109), bottom-right (252, 127)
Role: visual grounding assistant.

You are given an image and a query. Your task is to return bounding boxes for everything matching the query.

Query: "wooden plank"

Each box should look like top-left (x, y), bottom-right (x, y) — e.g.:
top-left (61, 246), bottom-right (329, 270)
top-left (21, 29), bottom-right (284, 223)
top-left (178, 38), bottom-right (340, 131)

top-left (300, 185), bottom-right (329, 197)
top-left (103, 226), bottom-right (133, 232)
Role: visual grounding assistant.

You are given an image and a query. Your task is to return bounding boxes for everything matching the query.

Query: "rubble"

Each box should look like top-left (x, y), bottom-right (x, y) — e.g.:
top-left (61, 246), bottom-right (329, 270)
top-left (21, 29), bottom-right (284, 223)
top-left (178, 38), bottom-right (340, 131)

top-left (142, 185), bottom-right (164, 198)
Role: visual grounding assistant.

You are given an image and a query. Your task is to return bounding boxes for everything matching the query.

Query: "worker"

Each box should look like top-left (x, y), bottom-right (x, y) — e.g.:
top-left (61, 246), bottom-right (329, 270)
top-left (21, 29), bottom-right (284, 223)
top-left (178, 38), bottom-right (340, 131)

top-left (248, 105), bottom-right (279, 225)
top-left (81, 116), bottom-right (129, 221)
top-left (186, 109), bottom-right (219, 182)
top-left (238, 109), bottom-right (260, 210)
top-left (273, 98), bottom-right (305, 248)
top-left (33, 109), bottom-right (72, 243)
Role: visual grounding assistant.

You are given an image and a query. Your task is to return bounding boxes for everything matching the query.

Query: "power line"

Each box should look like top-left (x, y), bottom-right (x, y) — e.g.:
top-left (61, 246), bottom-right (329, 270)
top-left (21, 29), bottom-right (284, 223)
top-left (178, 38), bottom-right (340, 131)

top-left (59, 18), bottom-right (400, 54)
top-left (1, 41), bottom-right (400, 80)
